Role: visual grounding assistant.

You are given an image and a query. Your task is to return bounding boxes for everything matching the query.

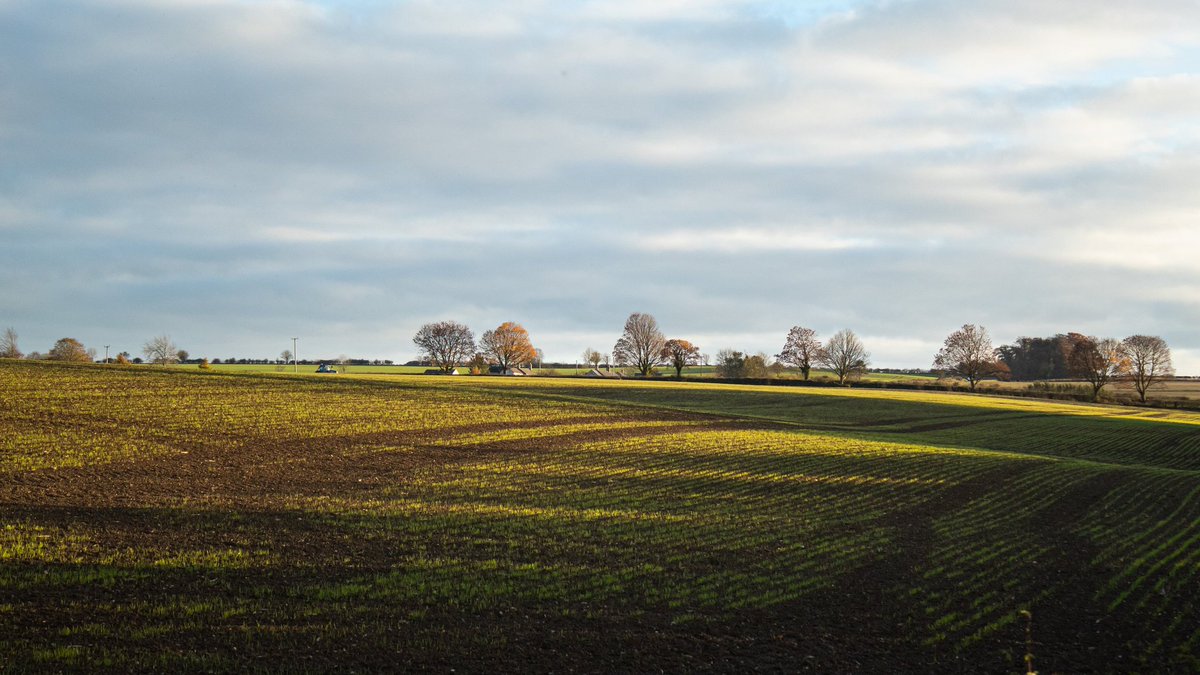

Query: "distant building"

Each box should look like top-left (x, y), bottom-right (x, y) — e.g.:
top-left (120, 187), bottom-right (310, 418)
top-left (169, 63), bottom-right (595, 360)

top-left (424, 368), bottom-right (461, 375)
top-left (488, 365), bottom-right (528, 376)
top-left (585, 368), bottom-right (621, 379)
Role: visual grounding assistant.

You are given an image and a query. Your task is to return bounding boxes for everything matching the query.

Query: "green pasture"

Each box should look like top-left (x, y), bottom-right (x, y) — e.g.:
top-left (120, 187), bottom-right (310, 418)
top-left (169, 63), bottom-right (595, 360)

top-left (1, 361), bottom-right (1198, 671)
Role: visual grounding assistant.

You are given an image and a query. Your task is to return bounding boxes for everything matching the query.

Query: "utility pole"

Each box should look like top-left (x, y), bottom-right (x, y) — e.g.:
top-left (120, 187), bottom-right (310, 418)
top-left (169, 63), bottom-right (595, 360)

top-left (104, 345), bottom-right (110, 364)
top-left (292, 337), bottom-right (298, 373)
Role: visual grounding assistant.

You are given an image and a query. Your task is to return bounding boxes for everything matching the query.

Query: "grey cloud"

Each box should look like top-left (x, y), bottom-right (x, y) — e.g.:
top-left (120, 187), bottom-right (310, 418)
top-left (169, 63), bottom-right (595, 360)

top-left (1, 0), bottom-right (1197, 370)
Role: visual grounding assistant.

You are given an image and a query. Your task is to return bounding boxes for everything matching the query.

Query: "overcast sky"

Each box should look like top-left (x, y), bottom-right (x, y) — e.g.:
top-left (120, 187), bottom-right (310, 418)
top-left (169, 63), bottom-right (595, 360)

top-left (2, 0), bottom-right (1198, 370)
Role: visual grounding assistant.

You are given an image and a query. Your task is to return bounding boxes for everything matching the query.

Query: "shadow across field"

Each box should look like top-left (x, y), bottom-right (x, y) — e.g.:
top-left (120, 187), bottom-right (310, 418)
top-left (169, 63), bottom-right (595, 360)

top-left (4, 456), bottom-right (1189, 673)
top-left (460, 380), bottom-right (1200, 471)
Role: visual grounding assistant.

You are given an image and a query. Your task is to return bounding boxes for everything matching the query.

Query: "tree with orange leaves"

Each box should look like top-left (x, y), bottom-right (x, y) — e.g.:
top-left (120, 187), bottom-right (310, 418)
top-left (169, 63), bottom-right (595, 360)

top-left (661, 338), bottom-right (700, 378)
top-left (480, 322), bottom-right (537, 374)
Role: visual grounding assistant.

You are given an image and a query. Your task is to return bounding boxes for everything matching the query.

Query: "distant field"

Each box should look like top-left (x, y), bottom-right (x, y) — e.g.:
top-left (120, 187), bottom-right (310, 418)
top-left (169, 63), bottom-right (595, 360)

top-left (2, 361), bottom-right (1199, 671)
top-left (961, 377), bottom-right (1200, 405)
top-left (194, 362), bottom-right (934, 382)
top-left (189, 363), bottom-right (428, 374)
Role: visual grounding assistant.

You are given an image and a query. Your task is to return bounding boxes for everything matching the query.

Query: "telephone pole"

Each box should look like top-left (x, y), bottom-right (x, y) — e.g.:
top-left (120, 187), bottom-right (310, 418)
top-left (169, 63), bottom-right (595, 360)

top-left (292, 337), bottom-right (298, 373)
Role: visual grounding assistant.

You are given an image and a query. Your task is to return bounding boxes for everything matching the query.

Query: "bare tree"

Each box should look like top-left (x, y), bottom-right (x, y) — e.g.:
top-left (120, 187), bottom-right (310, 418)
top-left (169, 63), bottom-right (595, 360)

top-left (280, 349), bottom-right (294, 364)
top-left (337, 354), bottom-right (351, 373)
top-left (413, 321), bottom-right (476, 374)
top-left (1067, 335), bottom-right (1128, 401)
top-left (480, 322), bottom-right (537, 374)
top-left (0, 327), bottom-right (21, 359)
top-left (1121, 335), bottom-right (1174, 403)
top-left (744, 353), bottom-right (771, 379)
top-left (581, 347), bottom-right (603, 370)
top-left (176, 349), bottom-right (189, 363)
top-left (776, 326), bottom-right (824, 380)
top-left (613, 312), bottom-right (666, 376)
top-left (716, 348), bottom-right (745, 378)
top-left (932, 324), bottom-right (1004, 391)
top-left (661, 338), bottom-right (700, 378)
top-left (48, 338), bottom-right (93, 363)
top-left (467, 352), bottom-right (489, 375)
top-left (143, 335), bottom-right (179, 365)
top-left (819, 329), bottom-right (869, 385)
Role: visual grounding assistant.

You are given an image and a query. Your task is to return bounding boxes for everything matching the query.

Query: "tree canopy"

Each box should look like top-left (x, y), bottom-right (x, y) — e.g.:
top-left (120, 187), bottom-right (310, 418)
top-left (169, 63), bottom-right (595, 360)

top-left (143, 335), bottom-right (179, 365)
top-left (1067, 335), bottom-right (1128, 401)
top-left (480, 322), bottom-right (537, 373)
top-left (1121, 335), bottom-right (1173, 403)
top-left (413, 321), bottom-right (476, 374)
top-left (660, 338), bottom-right (700, 378)
top-left (932, 324), bottom-right (1006, 391)
top-left (48, 337), bottom-right (92, 363)
top-left (0, 327), bottom-right (21, 359)
top-left (581, 348), bottom-right (603, 370)
top-left (996, 335), bottom-right (1073, 381)
top-left (613, 313), bottom-right (666, 376)
top-left (776, 326), bottom-right (823, 380)
top-left (819, 329), bottom-right (869, 385)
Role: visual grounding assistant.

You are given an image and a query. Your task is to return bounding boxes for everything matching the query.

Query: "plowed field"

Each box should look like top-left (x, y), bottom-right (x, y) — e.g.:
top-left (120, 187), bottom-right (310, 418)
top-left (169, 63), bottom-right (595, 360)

top-left (2, 361), bottom-right (1199, 672)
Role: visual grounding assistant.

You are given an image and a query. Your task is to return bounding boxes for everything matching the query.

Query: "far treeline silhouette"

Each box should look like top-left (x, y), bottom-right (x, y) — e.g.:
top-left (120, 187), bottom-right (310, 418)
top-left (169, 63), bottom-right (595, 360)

top-left (0, 315), bottom-right (1176, 403)
top-left (406, 314), bottom-right (1174, 403)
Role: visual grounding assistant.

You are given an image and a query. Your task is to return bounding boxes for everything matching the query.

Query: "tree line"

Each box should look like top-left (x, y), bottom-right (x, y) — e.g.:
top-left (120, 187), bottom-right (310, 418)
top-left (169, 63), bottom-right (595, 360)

top-left (2, 318), bottom-right (1178, 403)
top-left (0, 331), bottom-right (190, 366)
top-left (932, 325), bottom-right (1173, 403)
top-left (0, 330), bottom-right (395, 369)
top-left (410, 313), bottom-right (874, 384)
top-left (408, 315), bottom-right (1175, 402)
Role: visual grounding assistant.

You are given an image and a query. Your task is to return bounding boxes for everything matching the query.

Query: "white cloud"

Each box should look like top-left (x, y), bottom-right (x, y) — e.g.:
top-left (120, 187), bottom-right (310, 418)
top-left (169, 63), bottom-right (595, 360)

top-left (648, 228), bottom-right (877, 253)
top-left (815, 0), bottom-right (1200, 85)
top-left (1046, 227), bottom-right (1200, 271)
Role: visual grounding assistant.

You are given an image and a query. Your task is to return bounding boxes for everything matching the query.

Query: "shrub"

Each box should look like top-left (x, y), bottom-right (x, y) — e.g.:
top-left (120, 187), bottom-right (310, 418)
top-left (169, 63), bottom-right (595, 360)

top-left (1025, 381), bottom-right (1092, 401)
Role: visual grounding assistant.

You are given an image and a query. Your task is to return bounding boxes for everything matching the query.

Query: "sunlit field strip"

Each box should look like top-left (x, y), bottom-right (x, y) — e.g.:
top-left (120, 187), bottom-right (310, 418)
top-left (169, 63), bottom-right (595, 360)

top-left (0, 522), bottom-right (275, 571)
top-left (910, 416), bottom-right (1200, 470)
top-left (388, 375), bottom-right (1200, 472)
top-left (286, 426), bottom-right (1051, 630)
top-left (430, 434), bottom-right (978, 509)
top-left (0, 362), bottom-right (635, 472)
top-left (399, 373), bottom-right (1200, 426)
top-left (429, 419), bottom-right (707, 447)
